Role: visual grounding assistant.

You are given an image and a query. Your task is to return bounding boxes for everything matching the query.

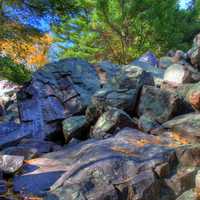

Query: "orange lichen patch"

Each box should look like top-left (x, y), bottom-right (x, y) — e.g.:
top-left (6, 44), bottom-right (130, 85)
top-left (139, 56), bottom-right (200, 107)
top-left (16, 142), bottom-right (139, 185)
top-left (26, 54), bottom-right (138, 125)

top-left (125, 136), bottom-right (161, 148)
top-left (169, 132), bottom-right (190, 145)
top-left (111, 146), bottom-right (139, 157)
top-left (136, 139), bottom-right (150, 147)
top-left (24, 158), bottom-right (68, 174)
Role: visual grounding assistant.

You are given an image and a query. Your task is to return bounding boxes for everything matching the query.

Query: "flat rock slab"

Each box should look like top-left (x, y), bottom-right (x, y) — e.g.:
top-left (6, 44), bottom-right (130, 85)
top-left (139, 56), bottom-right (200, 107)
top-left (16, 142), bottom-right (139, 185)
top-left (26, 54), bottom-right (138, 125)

top-left (13, 128), bottom-right (179, 199)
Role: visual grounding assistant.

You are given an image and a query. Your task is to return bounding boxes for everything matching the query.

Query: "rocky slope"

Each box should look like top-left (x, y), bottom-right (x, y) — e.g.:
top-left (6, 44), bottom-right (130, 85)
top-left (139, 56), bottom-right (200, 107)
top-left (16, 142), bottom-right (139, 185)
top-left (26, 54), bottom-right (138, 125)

top-left (1, 34), bottom-right (200, 200)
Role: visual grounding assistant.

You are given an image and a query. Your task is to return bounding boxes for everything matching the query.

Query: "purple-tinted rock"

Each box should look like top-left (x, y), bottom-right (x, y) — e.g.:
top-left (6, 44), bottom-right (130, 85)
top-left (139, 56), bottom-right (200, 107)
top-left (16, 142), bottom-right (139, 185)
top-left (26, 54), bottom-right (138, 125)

top-left (137, 51), bottom-right (158, 67)
top-left (17, 58), bottom-right (100, 139)
top-left (13, 128), bottom-right (177, 199)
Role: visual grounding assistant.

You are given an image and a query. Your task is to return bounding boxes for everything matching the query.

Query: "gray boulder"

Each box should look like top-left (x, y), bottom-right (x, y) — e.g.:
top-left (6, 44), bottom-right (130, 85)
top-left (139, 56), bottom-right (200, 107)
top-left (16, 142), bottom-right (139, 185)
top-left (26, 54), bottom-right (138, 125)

top-left (138, 86), bottom-right (179, 124)
top-left (90, 107), bottom-right (136, 139)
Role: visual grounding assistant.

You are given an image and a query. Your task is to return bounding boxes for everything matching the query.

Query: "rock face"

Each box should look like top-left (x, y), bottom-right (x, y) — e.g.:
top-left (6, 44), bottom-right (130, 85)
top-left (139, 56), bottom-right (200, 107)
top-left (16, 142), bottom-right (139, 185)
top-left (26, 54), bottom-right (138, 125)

top-left (13, 128), bottom-right (177, 199)
top-left (17, 58), bottom-right (100, 139)
top-left (137, 86), bottom-right (179, 123)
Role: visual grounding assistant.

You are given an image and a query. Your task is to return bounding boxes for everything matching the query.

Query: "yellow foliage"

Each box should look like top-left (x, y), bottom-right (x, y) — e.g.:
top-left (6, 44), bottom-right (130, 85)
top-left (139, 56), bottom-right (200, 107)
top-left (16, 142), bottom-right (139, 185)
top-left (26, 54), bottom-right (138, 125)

top-left (0, 16), bottom-right (52, 68)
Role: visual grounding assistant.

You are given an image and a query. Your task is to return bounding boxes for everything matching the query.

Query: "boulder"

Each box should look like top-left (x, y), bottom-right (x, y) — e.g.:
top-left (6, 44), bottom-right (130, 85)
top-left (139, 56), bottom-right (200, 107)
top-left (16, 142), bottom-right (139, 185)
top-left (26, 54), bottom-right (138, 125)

top-left (17, 58), bottom-right (100, 139)
top-left (164, 64), bottom-right (192, 85)
top-left (62, 115), bottom-right (89, 143)
top-left (13, 128), bottom-right (177, 199)
top-left (137, 51), bottom-right (158, 67)
top-left (110, 64), bottom-right (154, 89)
top-left (188, 33), bottom-right (200, 67)
top-left (138, 114), bottom-right (160, 133)
top-left (138, 86), bottom-right (179, 124)
top-left (94, 61), bottom-right (120, 85)
top-left (164, 167), bottom-right (197, 197)
top-left (154, 113), bottom-right (200, 143)
top-left (90, 107), bottom-right (136, 139)
top-left (0, 155), bottom-right (24, 174)
top-left (89, 87), bottom-right (137, 117)
top-left (130, 60), bottom-right (164, 85)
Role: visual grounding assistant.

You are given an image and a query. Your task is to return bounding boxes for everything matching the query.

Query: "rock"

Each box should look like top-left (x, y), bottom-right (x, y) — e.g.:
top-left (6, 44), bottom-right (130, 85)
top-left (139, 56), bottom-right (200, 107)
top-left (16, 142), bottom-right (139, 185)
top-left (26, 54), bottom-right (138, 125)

top-left (176, 189), bottom-right (195, 200)
top-left (0, 80), bottom-right (19, 105)
top-left (159, 56), bottom-right (174, 69)
top-left (90, 87), bottom-right (137, 116)
top-left (154, 113), bottom-right (200, 143)
top-left (131, 60), bottom-right (164, 85)
top-left (188, 33), bottom-right (200, 67)
top-left (110, 64), bottom-right (154, 89)
top-left (138, 114), bottom-right (160, 133)
top-left (94, 61), bottom-right (120, 85)
top-left (13, 128), bottom-right (177, 199)
top-left (164, 64), bottom-right (192, 85)
top-left (90, 107), bottom-right (136, 139)
top-left (62, 116), bottom-right (89, 143)
top-left (164, 167), bottom-right (197, 197)
top-left (137, 51), bottom-right (158, 67)
top-left (138, 86), bottom-right (179, 124)
top-left (176, 144), bottom-right (200, 167)
top-left (17, 58), bottom-right (100, 139)
top-left (0, 122), bottom-right (33, 149)
top-left (0, 155), bottom-right (24, 174)
top-left (1, 139), bottom-right (61, 159)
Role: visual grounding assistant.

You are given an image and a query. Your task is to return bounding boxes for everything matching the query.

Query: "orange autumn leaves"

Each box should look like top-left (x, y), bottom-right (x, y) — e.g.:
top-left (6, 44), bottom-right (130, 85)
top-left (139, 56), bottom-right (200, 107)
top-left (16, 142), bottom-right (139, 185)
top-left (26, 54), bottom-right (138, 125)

top-left (0, 16), bottom-right (52, 68)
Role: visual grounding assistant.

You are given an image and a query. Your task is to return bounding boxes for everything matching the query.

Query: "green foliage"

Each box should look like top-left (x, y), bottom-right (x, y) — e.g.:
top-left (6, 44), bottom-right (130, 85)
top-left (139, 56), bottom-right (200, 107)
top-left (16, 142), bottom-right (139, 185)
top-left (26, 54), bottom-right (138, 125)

top-left (51, 0), bottom-right (200, 64)
top-left (0, 56), bottom-right (31, 84)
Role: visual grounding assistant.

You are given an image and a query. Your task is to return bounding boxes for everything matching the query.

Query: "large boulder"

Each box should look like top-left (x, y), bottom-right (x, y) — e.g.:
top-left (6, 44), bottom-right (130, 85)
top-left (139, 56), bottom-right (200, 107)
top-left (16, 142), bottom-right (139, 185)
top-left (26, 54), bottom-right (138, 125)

top-left (17, 58), bottom-right (100, 139)
top-left (137, 86), bottom-right (179, 124)
top-left (90, 107), bottom-right (136, 139)
top-left (13, 128), bottom-right (178, 199)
